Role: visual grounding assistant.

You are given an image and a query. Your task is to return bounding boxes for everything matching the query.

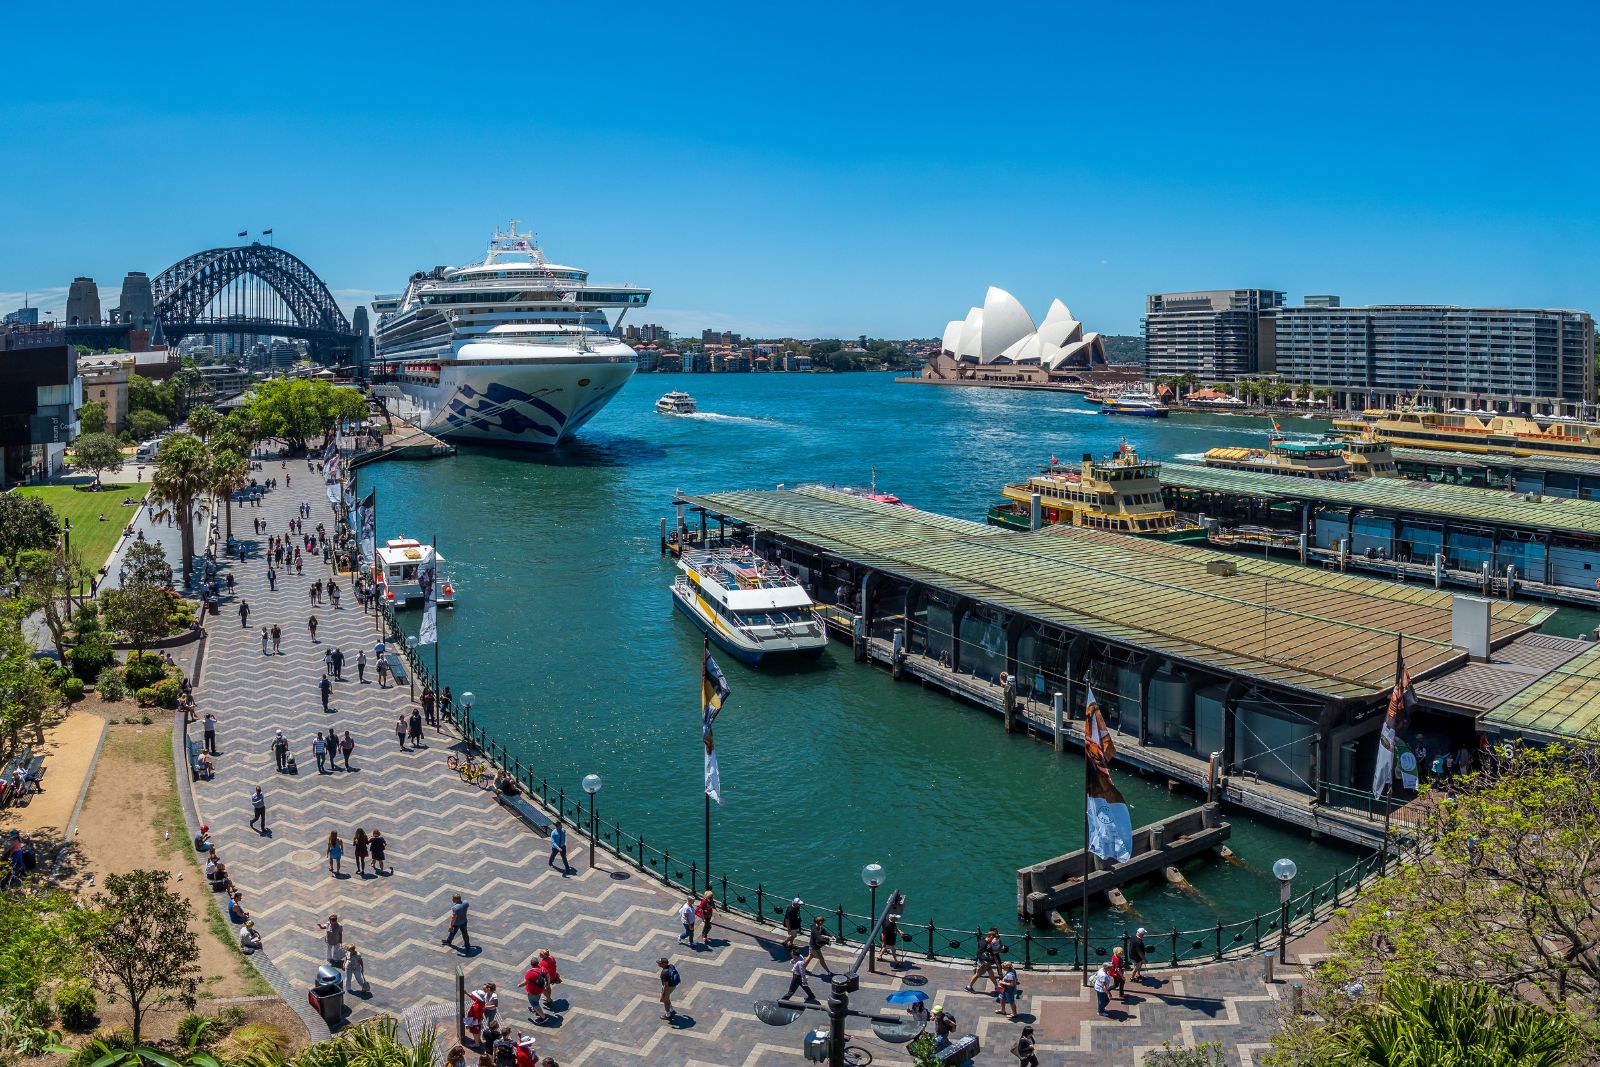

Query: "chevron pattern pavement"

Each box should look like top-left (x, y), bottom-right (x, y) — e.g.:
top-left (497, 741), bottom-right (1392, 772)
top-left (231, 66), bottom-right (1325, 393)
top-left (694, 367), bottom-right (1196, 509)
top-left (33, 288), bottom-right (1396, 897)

top-left (188, 453), bottom-right (1305, 1065)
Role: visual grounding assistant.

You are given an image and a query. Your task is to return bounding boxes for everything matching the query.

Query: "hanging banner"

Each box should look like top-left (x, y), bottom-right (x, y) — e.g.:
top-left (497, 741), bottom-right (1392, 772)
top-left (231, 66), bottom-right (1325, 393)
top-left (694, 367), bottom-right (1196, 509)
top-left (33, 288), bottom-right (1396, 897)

top-left (417, 547), bottom-right (438, 646)
top-left (356, 493), bottom-right (376, 567)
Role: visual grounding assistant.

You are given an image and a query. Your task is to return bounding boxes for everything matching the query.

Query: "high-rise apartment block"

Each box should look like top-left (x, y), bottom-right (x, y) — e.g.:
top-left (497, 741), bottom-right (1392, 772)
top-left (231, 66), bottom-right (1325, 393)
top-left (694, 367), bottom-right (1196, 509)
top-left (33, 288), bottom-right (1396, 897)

top-left (1142, 289), bottom-right (1285, 378)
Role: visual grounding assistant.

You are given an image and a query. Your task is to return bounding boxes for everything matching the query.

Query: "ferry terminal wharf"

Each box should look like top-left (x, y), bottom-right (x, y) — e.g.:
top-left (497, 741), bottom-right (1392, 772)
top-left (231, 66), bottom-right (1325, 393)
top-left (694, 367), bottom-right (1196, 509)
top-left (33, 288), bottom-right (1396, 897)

top-left (1158, 461), bottom-right (1600, 607)
top-left (1389, 445), bottom-right (1600, 499)
top-left (671, 487), bottom-right (1555, 850)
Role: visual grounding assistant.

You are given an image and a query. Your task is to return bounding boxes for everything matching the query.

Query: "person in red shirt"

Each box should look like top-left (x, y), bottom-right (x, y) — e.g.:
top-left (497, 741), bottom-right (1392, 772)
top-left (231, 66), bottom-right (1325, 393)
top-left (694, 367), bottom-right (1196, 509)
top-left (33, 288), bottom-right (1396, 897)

top-left (533, 949), bottom-right (561, 1013)
top-left (521, 960), bottom-right (551, 1023)
top-left (512, 1035), bottom-right (537, 1067)
top-left (694, 891), bottom-right (715, 944)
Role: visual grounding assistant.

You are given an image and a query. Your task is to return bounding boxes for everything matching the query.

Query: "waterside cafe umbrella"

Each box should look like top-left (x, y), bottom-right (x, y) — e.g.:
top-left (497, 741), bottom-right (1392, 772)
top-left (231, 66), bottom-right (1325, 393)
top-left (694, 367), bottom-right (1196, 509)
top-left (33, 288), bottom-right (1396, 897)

top-left (885, 989), bottom-right (929, 1005)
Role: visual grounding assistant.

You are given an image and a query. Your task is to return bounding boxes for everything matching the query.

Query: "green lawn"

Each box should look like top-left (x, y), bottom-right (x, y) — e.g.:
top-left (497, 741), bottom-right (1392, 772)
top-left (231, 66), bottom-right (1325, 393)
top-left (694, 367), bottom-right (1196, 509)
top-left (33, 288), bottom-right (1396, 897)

top-left (14, 482), bottom-right (144, 572)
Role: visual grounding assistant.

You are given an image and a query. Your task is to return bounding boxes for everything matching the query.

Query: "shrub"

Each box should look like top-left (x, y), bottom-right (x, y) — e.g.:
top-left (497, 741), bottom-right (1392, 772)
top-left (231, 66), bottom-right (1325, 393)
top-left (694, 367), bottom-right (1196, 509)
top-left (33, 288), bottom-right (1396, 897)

top-left (215, 1022), bottom-right (291, 1062)
top-left (67, 637), bottom-right (115, 682)
top-left (139, 715), bottom-right (153, 725)
top-left (55, 979), bottom-right (97, 1031)
top-left (149, 679), bottom-right (181, 708)
top-left (121, 653), bottom-right (166, 691)
top-left (63, 1027), bottom-right (134, 1067)
top-left (123, 715), bottom-right (141, 725)
top-left (61, 677), bottom-right (86, 702)
top-left (96, 667), bottom-right (127, 701)
top-left (175, 1013), bottom-right (219, 1048)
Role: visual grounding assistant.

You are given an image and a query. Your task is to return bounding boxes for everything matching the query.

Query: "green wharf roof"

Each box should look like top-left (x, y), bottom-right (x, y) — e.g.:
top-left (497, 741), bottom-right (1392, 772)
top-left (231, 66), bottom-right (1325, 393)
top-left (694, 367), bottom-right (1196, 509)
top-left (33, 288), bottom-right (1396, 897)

top-left (1159, 462), bottom-right (1600, 537)
top-left (678, 486), bottom-right (1551, 703)
top-left (1390, 447), bottom-right (1600, 479)
top-left (1486, 640), bottom-right (1600, 743)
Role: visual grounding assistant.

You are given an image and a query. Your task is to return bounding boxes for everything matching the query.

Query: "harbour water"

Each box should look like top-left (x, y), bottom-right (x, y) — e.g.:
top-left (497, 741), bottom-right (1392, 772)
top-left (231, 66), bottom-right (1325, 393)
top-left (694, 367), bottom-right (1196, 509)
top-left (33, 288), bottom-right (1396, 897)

top-left (364, 373), bottom-right (1594, 934)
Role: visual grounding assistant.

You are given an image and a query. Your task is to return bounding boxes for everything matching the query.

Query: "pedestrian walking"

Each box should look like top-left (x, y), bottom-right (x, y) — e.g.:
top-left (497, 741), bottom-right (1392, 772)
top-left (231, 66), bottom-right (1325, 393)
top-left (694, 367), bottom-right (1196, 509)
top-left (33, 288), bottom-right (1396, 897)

top-left (695, 891), bottom-right (715, 944)
top-left (396, 714), bottom-right (408, 750)
top-left (1130, 927), bottom-right (1150, 984)
top-left (1090, 963), bottom-right (1112, 1017)
top-left (202, 713), bottom-right (218, 754)
top-left (326, 831), bottom-right (344, 875)
top-left (333, 647), bottom-right (346, 680)
top-left (783, 898), bottom-right (804, 951)
top-left (226, 573), bottom-right (235, 594)
top-left (267, 566), bottom-right (276, 591)
top-left (933, 1006), bottom-right (958, 1051)
top-left (804, 915), bottom-right (832, 976)
top-left (249, 786), bottom-right (267, 832)
top-left (357, 650), bottom-right (367, 683)
top-left (1109, 946), bottom-right (1126, 1002)
top-left (369, 828), bottom-right (387, 873)
top-left (261, 627), bottom-right (270, 656)
top-left (441, 685), bottom-right (454, 719)
top-left (678, 898), bottom-right (696, 946)
top-left (239, 600), bottom-right (250, 628)
top-left (272, 730), bottom-right (288, 771)
top-left (443, 894), bottom-right (471, 950)
top-left (995, 962), bottom-right (1020, 1018)
top-left (339, 729), bottom-right (355, 770)
top-left (548, 821), bottom-right (570, 872)
top-left (312, 731), bottom-right (328, 773)
top-left (324, 648), bottom-right (334, 674)
top-left (344, 943), bottom-right (371, 994)
top-left (521, 961), bottom-right (551, 1023)
top-left (783, 946), bottom-right (817, 1002)
top-left (308, 614), bottom-right (319, 641)
top-left (966, 928), bottom-right (1004, 993)
top-left (657, 957), bottom-right (680, 1021)
top-left (331, 584), bottom-right (342, 609)
top-left (1012, 1025), bottom-right (1040, 1067)
top-left (317, 913), bottom-right (344, 962)
top-left (881, 909), bottom-right (904, 968)
top-left (421, 688), bottom-right (436, 724)
top-left (271, 624), bottom-right (281, 654)
top-left (353, 828), bottom-right (369, 876)
top-left (532, 950), bottom-right (560, 1013)
top-left (408, 709), bottom-right (423, 746)
top-left (320, 673), bottom-right (332, 711)
top-left (376, 655), bottom-right (390, 688)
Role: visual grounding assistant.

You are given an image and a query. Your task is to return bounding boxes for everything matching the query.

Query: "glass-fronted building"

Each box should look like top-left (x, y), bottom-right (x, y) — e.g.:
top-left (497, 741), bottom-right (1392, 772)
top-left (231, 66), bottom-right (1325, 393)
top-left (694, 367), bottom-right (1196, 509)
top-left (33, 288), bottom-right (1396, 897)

top-left (1142, 289), bottom-right (1286, 379)
top-left (1271, 305), bottom-right (1595, 414)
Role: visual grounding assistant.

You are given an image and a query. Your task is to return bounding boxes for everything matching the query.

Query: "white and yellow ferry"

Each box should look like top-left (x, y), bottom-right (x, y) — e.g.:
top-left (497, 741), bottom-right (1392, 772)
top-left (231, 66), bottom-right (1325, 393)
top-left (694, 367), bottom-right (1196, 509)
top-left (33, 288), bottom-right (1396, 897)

top-left (671, 548), bottom-right (826, 665)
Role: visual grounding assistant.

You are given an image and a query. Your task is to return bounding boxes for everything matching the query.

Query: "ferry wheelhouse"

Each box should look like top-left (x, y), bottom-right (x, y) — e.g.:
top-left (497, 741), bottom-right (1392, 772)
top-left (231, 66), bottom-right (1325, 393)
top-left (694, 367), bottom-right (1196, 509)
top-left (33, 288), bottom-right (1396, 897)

top-left (374, 537), bottom-right (456, 609)
top-left (671, 548), bottom-right (826, 665)
top-left (989, 446), bottom-right (1202, 538)
top-left (1331, 409), bottom-right (1600, 461)
top-left (1203, 438), bottom-right (1351, 480)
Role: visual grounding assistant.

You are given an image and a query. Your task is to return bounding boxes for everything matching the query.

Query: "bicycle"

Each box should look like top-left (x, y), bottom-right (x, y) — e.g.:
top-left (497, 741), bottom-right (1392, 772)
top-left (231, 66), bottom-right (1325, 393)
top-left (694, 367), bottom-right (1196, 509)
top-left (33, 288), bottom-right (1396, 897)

top-left (447, 755), bottom-right (488, 786)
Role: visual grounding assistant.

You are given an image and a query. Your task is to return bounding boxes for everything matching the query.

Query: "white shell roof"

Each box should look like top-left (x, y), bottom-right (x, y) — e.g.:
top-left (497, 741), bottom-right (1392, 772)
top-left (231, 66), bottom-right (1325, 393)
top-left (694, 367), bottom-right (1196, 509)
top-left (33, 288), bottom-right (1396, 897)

top-left (939, 287), bottom-right (1105, 369)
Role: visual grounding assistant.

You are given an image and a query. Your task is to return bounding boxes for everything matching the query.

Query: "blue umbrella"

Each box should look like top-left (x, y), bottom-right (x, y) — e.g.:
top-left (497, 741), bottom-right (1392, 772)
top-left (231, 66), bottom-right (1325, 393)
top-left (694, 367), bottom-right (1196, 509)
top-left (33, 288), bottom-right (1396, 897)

top-left (885, 989), bottom-right (928, 1005)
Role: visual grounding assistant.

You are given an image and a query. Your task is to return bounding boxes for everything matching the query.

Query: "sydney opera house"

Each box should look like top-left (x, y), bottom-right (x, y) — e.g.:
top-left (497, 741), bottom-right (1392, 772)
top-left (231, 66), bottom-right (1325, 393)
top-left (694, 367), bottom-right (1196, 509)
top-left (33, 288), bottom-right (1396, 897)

top-left (922, 286), bottom-right (1124, 385)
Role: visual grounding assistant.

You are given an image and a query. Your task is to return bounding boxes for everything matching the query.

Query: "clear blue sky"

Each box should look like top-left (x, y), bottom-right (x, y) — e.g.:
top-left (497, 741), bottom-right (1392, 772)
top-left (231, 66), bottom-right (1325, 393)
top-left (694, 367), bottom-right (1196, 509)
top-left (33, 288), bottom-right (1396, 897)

top-left (3, 1), bottom-right (1596, 339)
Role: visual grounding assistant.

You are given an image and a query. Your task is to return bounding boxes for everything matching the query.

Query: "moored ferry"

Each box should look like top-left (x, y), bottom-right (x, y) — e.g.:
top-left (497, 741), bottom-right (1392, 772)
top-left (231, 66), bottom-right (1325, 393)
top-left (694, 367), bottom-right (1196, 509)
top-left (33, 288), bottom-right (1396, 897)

top-left (988, 445), bottom-right (1203, 538)
top-left (1332, 408), bottom-right (1600, 461)
top-left (374, 537), bottom-right (456, 609)
top-left (1203, 437), bottom-right (1351, 479)
top-left (670, 548), bottom-right (827, 665)
top-left (1340, 428), bottom-right (1400, 477)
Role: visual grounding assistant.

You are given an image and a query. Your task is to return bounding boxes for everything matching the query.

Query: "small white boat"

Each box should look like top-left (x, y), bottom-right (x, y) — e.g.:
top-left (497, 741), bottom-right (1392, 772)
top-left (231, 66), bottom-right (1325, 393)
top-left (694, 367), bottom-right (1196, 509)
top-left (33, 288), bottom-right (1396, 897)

top-left (374, 537), bottom-right (456, 609)
top-left (656, 391), bottom-right (697, 415)
top-left (671, 548), bottom-right (826, 665)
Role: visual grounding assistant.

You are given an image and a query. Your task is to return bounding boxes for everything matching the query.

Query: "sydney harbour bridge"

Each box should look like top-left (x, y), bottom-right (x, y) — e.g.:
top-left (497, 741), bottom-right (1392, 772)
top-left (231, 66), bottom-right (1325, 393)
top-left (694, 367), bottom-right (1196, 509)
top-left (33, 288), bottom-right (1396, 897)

top-left (70, 241), bottom-right (367, 365)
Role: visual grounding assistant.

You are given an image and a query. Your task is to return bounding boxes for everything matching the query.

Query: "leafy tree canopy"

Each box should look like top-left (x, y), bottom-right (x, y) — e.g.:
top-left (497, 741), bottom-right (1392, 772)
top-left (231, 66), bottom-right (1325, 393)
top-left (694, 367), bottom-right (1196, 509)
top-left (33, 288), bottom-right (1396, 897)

top-left (0, 495), bottom-right (60, 565)
top-left (77, 399), bottom-right (108, 436)
top-left (246, 377), bottom-right (366, 453)
top-left (73, 433), bottom-right (125, 484)
top-left (126, 408), bottom-right (171, 442)
top-left (88, 870), bottom-right (200, 1044)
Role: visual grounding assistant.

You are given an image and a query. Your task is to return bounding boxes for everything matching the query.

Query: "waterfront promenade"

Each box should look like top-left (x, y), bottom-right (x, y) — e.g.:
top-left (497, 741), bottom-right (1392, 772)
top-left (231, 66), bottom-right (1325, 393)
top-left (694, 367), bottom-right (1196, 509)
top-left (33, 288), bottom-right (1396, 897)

top-left (188, 457), bottom-right (1317, 1065)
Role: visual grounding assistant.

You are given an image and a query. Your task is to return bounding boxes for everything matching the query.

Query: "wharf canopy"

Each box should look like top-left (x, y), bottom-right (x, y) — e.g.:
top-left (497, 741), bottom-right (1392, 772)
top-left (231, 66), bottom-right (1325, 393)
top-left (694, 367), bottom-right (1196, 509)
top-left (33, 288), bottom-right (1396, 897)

top-left (677, 487), bottom-right (1550, 796)
top-left (940, 287), bottom-right (1108, 370)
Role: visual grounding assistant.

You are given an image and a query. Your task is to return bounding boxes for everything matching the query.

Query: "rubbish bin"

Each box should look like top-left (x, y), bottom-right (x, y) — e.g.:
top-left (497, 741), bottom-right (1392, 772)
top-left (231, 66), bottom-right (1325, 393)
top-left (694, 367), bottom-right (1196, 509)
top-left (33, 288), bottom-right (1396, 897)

top-left (310, 964), bottom-right (344, 1027)
top-left (802, 1029), bottom-right (829, 1062)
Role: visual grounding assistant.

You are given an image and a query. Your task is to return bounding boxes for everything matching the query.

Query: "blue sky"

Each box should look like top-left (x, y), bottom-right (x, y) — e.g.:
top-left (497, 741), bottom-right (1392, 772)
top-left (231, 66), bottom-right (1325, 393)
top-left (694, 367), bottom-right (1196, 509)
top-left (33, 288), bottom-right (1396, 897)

top-left (3, 1), bottom-right (1596, 338)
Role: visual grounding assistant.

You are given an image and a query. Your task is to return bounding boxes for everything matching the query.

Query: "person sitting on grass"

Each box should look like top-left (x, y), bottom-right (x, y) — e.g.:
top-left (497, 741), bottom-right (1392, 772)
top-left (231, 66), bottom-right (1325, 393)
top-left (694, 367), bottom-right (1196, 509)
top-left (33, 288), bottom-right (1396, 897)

top-left (238, 920), bottom-right (262, 954)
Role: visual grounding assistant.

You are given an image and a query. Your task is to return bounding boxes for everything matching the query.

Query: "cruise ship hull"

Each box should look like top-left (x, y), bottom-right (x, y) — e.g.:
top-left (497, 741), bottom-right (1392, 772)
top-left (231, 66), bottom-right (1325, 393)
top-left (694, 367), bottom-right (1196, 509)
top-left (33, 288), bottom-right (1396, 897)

top-left (383, 347), bottom-right (636, 449)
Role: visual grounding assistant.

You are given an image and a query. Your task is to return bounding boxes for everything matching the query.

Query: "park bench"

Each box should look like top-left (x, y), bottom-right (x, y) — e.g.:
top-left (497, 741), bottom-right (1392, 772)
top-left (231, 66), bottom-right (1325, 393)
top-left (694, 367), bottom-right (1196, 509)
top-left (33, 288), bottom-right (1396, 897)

top-left (1, 748), bottom-right (41, 807)
top-left (495, 787), bottom-right (553, 837)
top-left (385, 652), bottom-right (408, 686)
top-left (187, 736), bottom-right (206, 781)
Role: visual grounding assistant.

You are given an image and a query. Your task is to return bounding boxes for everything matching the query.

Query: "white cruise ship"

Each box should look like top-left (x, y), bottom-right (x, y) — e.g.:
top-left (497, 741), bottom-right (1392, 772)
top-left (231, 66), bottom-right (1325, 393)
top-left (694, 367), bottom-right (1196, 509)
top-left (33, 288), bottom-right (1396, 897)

top-left (370, 223), bottom-right (650, 448)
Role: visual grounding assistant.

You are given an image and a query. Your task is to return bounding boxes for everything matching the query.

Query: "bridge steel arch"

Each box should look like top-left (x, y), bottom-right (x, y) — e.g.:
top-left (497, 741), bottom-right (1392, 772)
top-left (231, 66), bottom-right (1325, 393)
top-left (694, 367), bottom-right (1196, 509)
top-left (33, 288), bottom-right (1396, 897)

top-left (151, 243), bottom-right (358, 359)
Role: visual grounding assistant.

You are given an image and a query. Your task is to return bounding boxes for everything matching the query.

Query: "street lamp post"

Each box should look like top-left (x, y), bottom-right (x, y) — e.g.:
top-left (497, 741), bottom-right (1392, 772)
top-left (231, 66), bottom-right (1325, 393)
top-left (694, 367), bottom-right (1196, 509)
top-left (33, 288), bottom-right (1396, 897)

top-left (1273, 857), bottom-right (1298, 963)
top-left (61, 519), bottom-right (72, 619)
top-left (461, 691), bottom-right (474, 729)
top-left (405, 636), bottom-right (418, 701)
top-left (583, 773), bottom-right (602, 868)
top-left (861, 863), bottom-right (885, 973)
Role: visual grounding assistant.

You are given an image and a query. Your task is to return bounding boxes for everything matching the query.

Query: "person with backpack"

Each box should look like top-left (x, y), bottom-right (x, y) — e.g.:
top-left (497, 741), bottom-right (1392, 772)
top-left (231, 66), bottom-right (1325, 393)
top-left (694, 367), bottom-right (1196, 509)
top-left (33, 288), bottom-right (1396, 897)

top-left (1011, 1025), bottom-right (1040, 1067)
top-left (521, 958), bottom-right (551, 1023)
top-left (657, 956), bottom-right (681, 1021)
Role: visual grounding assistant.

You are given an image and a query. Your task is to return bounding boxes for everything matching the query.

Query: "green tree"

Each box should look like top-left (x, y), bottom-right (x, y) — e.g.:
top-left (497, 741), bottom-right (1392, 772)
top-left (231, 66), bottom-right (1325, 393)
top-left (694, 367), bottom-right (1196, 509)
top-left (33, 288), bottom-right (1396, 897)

top-left (126, 408), bottom-right (171, 442)
top-left (15, 546), bottom-right (81, 659)
top-left (0, 603), bottom-right (56, 757)
top-left (247, 377), bottom-right (365, 454)
top-left (209, 446), bottom-right (250, 542)
top-left (102, 584), bottom-right (173, 651)
top-left (87, 871), bottom-right (200, 1044)
top-left (77, 399), bottom-right (108, 436)
top-left (150, 433), bottom-right (213, 587)
top-left (121, 539), bottom-right (171, 590)
top-left (73, 432), bottom-right (125, 487)
top-left (186, 405), bottom-right (221, 444)
top-left (0, 885), bottom-right (96, 1008)
top-left (127, 375), bottom-right (177, 423)
top-left (0, 495), bottom-right (60, 568)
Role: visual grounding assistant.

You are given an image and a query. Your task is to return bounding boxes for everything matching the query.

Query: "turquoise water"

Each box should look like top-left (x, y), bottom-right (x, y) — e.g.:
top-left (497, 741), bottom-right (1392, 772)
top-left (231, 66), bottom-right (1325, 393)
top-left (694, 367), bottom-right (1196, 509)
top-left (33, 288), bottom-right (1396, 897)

top-left (363, 373), bottom-right (1577, 937)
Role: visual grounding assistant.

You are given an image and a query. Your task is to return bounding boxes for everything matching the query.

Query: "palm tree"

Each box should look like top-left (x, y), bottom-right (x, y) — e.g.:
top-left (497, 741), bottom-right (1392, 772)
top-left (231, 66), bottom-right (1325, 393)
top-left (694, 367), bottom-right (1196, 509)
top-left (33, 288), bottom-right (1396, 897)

top-left (210, 447), bottom-right (250, 543)
top-left (186, 405), bottom-right (221, 445)
top-left (150, 433), bottom-right (212, 589)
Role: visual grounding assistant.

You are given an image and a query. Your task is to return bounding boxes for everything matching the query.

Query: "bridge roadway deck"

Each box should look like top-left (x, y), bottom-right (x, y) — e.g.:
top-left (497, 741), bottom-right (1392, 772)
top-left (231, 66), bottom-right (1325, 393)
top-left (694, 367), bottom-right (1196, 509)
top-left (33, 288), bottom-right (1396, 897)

top-left (179, 452), bottom-right (1329, 1065)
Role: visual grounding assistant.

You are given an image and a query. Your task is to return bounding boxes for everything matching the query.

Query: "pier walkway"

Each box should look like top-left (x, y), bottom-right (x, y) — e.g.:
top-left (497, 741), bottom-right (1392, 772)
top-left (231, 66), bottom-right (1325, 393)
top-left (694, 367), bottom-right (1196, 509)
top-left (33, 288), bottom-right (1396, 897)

top-left (187, 462), bottom-right (1330, 1065)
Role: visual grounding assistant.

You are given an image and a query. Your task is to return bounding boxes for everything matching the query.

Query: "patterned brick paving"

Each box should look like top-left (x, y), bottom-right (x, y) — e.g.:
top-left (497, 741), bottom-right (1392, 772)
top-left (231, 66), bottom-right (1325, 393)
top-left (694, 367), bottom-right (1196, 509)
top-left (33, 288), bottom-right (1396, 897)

top-left (188, 457), bottom-right (1310, 1065)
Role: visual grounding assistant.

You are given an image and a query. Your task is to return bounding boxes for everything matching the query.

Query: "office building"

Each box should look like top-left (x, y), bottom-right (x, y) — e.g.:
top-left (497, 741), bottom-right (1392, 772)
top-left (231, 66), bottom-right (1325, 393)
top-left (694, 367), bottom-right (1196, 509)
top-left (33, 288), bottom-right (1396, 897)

top-left (0, 324), bottom-right (82, 487)
top-left (1142, 289), bottom-right (1285, 378)
top-left (1271, 304), bottom-right (1596, 413)
top-left (4, 305), bottom-right (40, 326)
top-left (65, 277), bottom-right (102, 325)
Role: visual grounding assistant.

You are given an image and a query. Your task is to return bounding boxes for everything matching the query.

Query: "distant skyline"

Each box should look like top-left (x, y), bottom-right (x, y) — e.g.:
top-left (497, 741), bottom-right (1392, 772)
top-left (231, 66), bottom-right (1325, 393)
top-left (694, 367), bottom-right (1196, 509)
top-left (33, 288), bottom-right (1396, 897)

top-left (3, 2), bottom-right (1597, 339)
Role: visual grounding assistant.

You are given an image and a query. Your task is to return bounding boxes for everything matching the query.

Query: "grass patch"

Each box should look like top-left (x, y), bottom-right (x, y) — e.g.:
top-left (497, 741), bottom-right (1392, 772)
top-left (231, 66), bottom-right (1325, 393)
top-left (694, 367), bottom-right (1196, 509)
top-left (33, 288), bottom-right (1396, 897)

top-left (15, 482), bottom-right (143, 573)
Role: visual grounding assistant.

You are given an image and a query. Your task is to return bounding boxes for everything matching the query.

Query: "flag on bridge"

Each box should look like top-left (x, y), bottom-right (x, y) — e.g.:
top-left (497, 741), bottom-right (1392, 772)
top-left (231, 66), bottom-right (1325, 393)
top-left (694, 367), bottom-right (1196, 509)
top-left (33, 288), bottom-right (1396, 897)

top-left (1085, 686), bottom-right (1133, 863)
top-left (701, 643), bottom-right (730, 804)
top-left (237, 230), bottom-right (248, 237)
top-left (263, 228), bottom-right (273, 235)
